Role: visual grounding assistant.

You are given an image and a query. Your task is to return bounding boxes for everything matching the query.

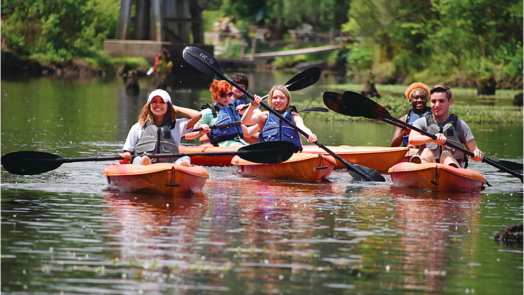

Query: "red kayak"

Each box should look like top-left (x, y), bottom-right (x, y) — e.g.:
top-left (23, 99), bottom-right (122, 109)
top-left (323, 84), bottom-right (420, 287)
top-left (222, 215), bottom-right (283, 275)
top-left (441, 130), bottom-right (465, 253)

top-left (388, 162), bottom-right (487, 192)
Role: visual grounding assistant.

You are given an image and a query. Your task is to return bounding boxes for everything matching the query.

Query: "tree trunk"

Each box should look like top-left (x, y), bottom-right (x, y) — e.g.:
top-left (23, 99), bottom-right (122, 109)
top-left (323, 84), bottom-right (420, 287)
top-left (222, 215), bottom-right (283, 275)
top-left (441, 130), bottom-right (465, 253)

top-left (476, 76), bottom-right (496, 95)
top-left (361, 74), bottom-right (380, 98)
top-left (513, 92), bottom-right (523, 107)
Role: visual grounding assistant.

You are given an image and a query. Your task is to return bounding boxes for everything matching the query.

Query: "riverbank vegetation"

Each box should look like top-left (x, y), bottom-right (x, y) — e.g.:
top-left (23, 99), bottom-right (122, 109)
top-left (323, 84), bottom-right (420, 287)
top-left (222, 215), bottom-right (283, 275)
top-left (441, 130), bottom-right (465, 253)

top-left (1, 0), bottom-right (149, 76)
top-left (2, 0), bottom-right (522, 93)
top-left (207, 0), bottom-right (523, 91)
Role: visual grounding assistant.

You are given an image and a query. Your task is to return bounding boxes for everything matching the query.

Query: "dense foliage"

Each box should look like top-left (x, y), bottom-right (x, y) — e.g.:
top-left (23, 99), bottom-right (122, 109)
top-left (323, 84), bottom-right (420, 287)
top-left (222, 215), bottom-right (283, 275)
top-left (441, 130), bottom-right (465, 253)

top-left (343, 0), bottom-right (523, 88)
top-left (1, 0), bottom-right (119, 62)
top-left (219, 0), bottom-right (350, 32)
top-left (2, 0), bottom-right (522, 89)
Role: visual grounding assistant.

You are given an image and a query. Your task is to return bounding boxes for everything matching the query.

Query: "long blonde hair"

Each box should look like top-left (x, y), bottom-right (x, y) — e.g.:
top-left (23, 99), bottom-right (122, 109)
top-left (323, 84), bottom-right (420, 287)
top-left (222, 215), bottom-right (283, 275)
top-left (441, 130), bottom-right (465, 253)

top-left (268, 85), bottom-right (291, 111)
top-left (138, 101), bottom-right (176, 127)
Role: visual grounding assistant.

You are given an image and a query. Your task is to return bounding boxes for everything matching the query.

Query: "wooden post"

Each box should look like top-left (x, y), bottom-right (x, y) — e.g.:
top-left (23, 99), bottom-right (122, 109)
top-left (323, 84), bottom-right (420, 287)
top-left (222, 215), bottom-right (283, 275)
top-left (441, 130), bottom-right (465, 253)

top-left (151, 0), bottom-right (163, 41)
top-left (240, 40), bottom-right (247, 59)
top-left (329, 28), bottom-right (334, 45)
top-left (116, 0), bottom-right (133, 39)
top-left (250, 38), bottom-right (257, 61)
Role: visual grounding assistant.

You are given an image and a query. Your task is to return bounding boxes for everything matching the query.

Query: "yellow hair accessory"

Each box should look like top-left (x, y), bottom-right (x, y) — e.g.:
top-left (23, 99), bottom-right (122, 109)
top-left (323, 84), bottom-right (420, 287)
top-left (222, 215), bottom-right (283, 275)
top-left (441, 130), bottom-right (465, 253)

top-left (404, 82), bottom-right (430, 100)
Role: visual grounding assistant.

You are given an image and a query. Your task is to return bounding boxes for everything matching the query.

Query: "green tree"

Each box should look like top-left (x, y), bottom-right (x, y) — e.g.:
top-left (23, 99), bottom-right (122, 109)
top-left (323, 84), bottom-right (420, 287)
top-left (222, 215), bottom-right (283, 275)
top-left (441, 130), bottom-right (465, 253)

top-left (343, 0), bottom-right (523, 89)
top-left (220, 0), bottom-right (349, 34)
top-left (2, 0), bottom-right (119, 60)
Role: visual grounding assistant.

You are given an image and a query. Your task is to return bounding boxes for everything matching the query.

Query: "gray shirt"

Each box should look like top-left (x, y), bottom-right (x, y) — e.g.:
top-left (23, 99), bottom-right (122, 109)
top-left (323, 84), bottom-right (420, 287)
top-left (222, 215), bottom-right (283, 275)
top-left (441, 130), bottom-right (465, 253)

top-left (411, 115), bottom-right (474, 160)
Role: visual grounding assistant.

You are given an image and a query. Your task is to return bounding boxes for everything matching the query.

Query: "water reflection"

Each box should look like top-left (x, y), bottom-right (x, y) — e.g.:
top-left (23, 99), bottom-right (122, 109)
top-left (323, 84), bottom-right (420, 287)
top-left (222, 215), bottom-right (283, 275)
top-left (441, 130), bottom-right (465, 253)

top-left (388, 186), bottom-right (483, 293)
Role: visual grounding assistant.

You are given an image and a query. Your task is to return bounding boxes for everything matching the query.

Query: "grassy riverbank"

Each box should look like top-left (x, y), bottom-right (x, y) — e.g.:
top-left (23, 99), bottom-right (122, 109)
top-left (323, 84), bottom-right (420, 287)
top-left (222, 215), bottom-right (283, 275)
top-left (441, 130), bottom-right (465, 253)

top-left (295, 84), bottom-right (523, 124)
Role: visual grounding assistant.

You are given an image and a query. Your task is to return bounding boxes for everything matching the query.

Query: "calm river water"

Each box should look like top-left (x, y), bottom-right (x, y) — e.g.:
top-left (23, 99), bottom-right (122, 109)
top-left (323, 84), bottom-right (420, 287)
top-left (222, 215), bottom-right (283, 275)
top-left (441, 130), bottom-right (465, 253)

top-left (2, 72), bottom-right (523, 294)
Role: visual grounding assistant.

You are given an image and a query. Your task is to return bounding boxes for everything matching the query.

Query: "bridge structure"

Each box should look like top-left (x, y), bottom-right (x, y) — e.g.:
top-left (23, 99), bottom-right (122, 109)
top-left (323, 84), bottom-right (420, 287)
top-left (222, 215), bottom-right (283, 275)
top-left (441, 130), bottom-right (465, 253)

top-left (116, 0), bottom-right (204, 44)
top-left (104, 0), bottom-right (212, 71)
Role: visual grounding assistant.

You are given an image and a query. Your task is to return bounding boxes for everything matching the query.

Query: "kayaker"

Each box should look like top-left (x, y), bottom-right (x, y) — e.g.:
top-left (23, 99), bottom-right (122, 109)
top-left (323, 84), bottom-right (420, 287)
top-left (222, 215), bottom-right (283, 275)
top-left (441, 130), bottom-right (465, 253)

top-left (242, 85), bottom-right (317, 152)
top-left (230, 72), bottom-right (261, 116)
top-left (119, 89), bottom-right (202, 165)
top-left (185, 80), bottom-right (259, 147)
top-left (390, 82), bottom-right (432, 147)
top-left (408, 85), bottom-right (484, 168)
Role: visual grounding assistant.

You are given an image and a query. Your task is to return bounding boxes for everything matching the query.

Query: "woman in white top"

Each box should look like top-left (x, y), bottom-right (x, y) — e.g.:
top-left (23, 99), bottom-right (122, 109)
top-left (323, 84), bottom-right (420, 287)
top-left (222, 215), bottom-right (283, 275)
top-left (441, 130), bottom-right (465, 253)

top-left (119, 89), bottom-right (202, 165)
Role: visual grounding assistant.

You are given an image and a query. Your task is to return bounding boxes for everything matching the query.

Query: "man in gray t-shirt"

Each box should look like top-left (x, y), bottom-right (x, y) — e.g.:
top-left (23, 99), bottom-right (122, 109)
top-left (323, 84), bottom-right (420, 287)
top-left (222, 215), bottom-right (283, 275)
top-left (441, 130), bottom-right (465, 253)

top-left (409, 85), bottom-right (484, 168)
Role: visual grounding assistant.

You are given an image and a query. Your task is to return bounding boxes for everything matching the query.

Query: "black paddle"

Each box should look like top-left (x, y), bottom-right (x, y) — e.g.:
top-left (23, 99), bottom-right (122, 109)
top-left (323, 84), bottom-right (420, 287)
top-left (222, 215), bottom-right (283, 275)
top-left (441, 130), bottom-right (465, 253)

top-left (183, 46), bottom-right (385, 182)
top-left (323, 92), bottom-right (405, 129)
top-left (192, 121), bottom-right (241, 132)
top-left (1, 141), bottom-right (296, 175)
top-left (237, 67), bottom-right (321, 111)
top-left (333, 90), bottom-right (523, 182)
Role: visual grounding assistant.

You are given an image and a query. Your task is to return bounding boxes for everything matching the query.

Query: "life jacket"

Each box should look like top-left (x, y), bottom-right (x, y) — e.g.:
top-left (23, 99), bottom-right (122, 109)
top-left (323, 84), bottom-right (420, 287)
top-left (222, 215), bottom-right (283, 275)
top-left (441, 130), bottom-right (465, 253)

top-left (207, 103), bottom-right (243, 146)
top-left (199, 103), bottom-right (220, 118)
top-left (258, 108), bottom-right (302, 152)
top-left (134, 121), bottom-right (179, 163)
top-left (425, 113), bottom-right (466, 164)
top-left (231, 96), bottom-right (250, 108)
top-left (403, 107), bottom-right (432, 146)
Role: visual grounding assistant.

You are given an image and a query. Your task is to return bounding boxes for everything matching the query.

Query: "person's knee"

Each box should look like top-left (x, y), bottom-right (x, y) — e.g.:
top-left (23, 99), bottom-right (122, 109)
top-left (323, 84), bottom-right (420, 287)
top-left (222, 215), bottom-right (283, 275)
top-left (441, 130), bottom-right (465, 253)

top-left (420, 148), bottom-right (435, 163)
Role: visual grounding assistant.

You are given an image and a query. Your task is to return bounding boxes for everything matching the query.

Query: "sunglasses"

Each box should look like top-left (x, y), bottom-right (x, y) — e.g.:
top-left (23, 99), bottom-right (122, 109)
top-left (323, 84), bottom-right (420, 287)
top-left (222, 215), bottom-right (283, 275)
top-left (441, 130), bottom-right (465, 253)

top-left (219, 92), bottom-right (234, 98)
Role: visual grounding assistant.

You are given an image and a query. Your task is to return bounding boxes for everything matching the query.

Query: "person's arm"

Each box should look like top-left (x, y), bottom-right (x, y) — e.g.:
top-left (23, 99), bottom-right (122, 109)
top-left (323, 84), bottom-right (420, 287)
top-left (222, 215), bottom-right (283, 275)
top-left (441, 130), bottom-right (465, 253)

top-left (119, 124), bottom-right (140, 164)
top-left (464, 139), bottom-right (484, 162)
top-left (241, 124), bottom-right (260, 138)
top-left (242, 95), bottom-right (265, 126)
top-left (293, 114), bottom-right (317, 143)
top-left (173, 106), bottom-right (202, 129)
top-left (408, 118), bottom-right (447, 147)
top-left (390, 115), bottom-right (408, 147)
top-left (185, 123), bottom-right (210, 140)
top-left (119, 150), bottom-right (133, 164)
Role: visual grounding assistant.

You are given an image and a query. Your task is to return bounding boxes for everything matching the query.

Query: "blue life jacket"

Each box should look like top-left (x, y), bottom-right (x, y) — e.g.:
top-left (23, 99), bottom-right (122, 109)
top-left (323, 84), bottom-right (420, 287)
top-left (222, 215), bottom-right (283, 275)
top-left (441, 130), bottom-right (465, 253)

top-left (258, 110), bottom-right (302, 152)
top-left (208, 103), bottom-right (243, 146)
top-left (231, 96), bottom-right (250, 108)
top-left (403, 107), bottom-right (432, 146)
top-left (134, 121), bottom-right (179, 163)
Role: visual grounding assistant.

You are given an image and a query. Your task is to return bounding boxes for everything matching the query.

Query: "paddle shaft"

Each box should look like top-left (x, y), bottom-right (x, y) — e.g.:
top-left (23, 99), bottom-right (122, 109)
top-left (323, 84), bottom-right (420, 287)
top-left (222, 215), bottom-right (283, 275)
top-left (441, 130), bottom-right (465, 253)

top-left (193, 121), bottom-right (241, 132)
top-left (379, 112), bottom-right (524, 181)
top-left (28, 149), bottom-right (287, 164)
top-left (226, 79), bottom-right (377, 179)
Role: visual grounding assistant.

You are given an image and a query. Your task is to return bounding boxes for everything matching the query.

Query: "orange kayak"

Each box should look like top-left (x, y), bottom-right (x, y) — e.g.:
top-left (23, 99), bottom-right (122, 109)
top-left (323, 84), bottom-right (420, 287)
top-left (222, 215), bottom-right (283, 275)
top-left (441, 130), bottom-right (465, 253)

top-left (388, 162), bottom-right (486, 192)
top-left (301, 145), bottom-right (408, 172)
top-left (232, 153), bottom-right (336, 183)
top-left (179, 145), bottom-right (240, 166)
top-left (180, 145), bottom-right (408, 171)
top-left (103, 163), bottom-right (209, 197)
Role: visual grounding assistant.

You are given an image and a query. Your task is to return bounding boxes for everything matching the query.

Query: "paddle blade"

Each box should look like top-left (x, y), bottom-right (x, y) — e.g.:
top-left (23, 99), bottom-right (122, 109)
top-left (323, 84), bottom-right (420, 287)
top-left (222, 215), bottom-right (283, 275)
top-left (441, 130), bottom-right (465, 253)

top-left (342, 91), bottom-right (389, 120)
top-left (236, 141), bottom-right (295, 164)
top-left (182, 46), bottom-right (224, 80)
top-left (323, 91), bottom-right (363, 117)
top-left (1, 151), bottom-right (63, 175)
top-left (286, 67), bottom-right (321, 91)
top-left (497, 160), bottom-right (523, 172)
top-left (347, 164), bottom-right (386, 182)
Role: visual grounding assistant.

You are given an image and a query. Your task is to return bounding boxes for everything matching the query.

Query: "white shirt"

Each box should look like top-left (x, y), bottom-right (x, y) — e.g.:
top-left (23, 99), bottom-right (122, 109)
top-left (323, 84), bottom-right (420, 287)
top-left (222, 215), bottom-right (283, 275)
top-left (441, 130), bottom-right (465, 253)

top-left (122, 118), bottom-right (192, 152)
